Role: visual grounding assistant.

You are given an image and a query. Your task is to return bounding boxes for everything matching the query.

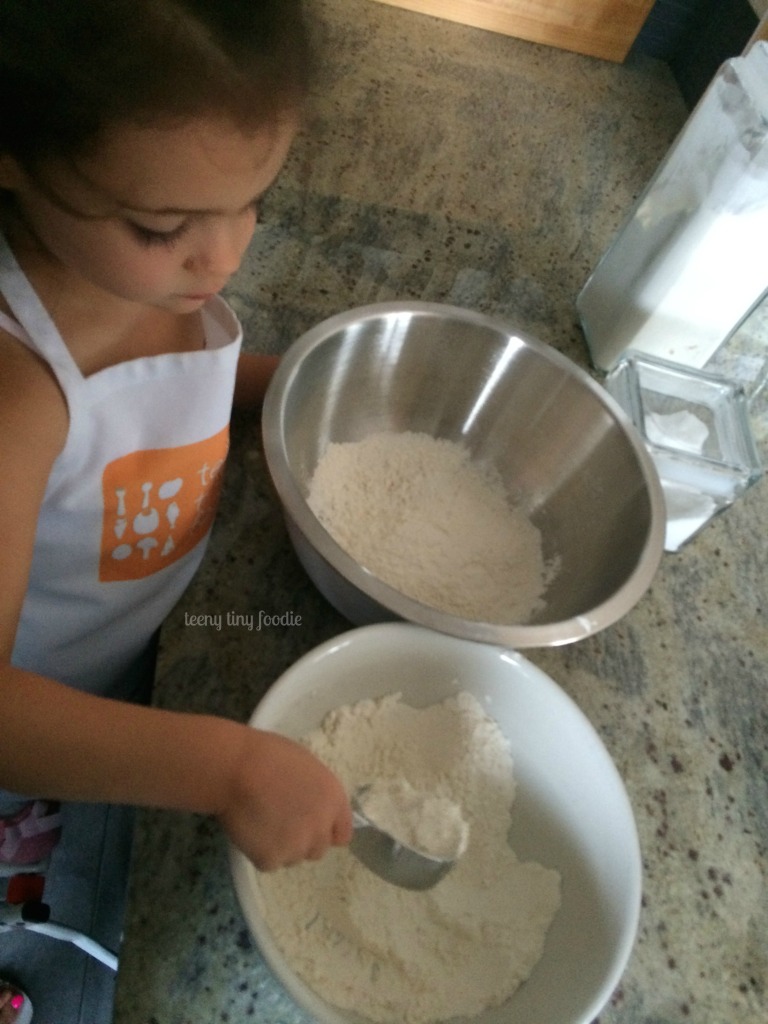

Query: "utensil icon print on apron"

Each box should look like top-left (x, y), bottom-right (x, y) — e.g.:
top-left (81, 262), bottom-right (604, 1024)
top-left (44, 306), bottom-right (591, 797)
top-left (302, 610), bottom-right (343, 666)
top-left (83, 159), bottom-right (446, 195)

top-left (99, 426), bottom-right (229, 582)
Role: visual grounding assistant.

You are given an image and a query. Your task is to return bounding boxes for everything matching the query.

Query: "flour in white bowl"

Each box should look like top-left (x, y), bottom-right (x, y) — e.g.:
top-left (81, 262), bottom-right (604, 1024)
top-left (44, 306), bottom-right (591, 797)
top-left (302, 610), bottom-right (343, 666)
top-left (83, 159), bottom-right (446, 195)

top-left (306, 431), bottom-right (558, 625)
top-left (257, 691), bottom-right (561, 1024)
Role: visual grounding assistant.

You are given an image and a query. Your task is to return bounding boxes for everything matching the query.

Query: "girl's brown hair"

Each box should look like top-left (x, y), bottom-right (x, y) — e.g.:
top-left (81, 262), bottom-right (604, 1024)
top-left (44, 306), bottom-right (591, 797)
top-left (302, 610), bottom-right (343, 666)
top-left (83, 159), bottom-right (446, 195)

top-left (0, 0), bottom-right (312, 170)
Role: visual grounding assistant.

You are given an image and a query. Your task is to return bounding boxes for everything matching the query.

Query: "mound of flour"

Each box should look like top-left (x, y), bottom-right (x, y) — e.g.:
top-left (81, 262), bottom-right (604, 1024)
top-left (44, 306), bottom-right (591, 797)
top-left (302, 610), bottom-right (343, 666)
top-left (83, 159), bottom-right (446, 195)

top-left (257, 691), bottom-right (561, 1024)
top-left (306, 431), bottom-right (557, 624)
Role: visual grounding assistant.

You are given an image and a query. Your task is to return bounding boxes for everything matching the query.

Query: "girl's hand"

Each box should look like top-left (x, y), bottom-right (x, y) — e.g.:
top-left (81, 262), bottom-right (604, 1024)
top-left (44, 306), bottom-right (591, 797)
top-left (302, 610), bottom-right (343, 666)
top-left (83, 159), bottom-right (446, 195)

top-left (217, 727), bottom-right (353, 871)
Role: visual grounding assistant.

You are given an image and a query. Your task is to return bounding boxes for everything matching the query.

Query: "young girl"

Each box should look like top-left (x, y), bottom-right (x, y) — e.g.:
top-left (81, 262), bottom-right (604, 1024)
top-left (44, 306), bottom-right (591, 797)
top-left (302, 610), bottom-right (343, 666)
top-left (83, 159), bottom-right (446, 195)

top-left (0, 2), bottom-right (353, 1019)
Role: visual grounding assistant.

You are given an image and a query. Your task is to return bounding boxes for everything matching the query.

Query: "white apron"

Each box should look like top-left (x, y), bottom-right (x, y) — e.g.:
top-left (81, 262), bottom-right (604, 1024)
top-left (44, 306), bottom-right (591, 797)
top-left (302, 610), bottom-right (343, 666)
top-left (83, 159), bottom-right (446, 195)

top-left (0, 234), bottom-right (242, 699)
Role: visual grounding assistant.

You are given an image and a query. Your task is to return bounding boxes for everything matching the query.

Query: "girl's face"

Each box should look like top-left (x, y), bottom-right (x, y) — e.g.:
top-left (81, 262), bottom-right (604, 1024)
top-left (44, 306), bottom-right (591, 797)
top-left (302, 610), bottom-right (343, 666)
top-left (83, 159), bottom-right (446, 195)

top-left (3, 114), bottom-right (296, 312)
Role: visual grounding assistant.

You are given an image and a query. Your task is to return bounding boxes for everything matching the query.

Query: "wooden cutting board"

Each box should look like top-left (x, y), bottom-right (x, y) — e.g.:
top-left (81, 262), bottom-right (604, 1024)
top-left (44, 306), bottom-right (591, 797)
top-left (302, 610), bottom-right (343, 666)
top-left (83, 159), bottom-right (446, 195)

top-left (368, 0), bottom-right (657, 62)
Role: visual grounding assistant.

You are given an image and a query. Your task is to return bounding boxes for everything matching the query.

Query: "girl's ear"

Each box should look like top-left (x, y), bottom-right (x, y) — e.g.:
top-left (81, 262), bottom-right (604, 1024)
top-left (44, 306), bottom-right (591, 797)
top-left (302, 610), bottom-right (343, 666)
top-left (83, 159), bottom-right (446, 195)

top-left (0, 155), bottom-right (26, 191)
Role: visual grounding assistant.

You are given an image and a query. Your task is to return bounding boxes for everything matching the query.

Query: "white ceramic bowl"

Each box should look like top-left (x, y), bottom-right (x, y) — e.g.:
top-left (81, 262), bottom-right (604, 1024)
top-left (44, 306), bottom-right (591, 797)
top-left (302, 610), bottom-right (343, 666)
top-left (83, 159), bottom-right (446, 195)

top-left (230, 624), bottom-right (642, 1024)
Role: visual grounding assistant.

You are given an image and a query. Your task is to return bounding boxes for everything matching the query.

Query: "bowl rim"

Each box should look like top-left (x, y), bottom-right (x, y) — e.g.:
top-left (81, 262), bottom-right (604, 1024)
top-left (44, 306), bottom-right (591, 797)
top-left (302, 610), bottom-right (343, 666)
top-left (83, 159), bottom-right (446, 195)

top-left (230, 622), bottom-right (643, 1024)
top-left (262, 301), bottom-right (666, 647)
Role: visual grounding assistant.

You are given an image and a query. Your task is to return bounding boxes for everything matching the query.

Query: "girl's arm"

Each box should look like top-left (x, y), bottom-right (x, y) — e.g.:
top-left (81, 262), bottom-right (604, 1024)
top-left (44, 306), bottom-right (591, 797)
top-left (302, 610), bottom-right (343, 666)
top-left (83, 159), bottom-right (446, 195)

top-left (0, 337), bottom-right (351, 869)
top-left (232, 351), bottom-right (280, 409)
top-left (0, 666), bottom-right (352, 869)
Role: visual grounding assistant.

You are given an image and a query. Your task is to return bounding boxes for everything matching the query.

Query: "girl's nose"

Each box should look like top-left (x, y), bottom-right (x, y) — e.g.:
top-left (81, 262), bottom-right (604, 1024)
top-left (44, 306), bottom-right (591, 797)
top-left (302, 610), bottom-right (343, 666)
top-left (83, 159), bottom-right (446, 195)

top-left (183, 210), bottom-right (256, 279)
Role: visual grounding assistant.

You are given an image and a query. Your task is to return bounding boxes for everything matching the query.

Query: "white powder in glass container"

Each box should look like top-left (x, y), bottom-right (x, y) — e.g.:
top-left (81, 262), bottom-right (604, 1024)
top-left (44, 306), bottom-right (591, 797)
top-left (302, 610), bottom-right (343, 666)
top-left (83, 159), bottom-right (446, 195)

top-left (306, 431), bottom-right (558, 625)
top-left (257, 691), bottom-right (561, 1024)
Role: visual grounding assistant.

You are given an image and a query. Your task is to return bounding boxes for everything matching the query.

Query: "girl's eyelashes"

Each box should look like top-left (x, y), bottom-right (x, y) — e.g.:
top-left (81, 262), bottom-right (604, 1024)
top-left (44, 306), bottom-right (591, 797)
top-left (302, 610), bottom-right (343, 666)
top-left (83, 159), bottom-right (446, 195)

top-left (125, 200), bottom-right (259, 248)
top-left (127, 219), bottom-right (191, 248)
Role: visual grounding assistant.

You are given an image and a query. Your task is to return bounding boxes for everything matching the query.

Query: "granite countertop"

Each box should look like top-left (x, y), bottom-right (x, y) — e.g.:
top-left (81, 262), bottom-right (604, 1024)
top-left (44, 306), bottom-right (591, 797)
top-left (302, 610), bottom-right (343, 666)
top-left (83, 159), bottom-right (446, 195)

top-left (113, 2), bottom-right (767, 1022)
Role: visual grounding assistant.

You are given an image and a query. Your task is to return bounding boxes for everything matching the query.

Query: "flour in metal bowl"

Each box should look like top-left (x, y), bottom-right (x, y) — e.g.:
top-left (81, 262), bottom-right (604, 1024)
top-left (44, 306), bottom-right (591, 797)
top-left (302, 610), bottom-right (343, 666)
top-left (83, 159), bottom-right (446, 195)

top-left (307, 431), bottom-right (559, 624)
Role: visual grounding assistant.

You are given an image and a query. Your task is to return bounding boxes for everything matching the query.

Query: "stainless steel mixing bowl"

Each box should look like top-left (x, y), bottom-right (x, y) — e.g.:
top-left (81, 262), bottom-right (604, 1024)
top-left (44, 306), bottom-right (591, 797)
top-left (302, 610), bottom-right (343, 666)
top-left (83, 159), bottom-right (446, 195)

top-left (262, 302), bottom-right (665, 647)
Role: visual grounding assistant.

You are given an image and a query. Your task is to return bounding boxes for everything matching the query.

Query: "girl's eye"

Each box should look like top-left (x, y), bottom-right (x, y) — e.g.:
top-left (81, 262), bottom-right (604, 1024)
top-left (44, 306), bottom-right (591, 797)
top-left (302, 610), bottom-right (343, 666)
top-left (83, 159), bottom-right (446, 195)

top-left (127, 220), bottom-right (191, 248)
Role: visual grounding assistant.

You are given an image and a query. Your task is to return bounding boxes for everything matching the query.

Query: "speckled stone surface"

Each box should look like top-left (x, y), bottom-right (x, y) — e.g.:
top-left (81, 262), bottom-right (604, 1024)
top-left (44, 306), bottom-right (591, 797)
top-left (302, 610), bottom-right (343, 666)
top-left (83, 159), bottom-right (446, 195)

top-left (113, 2), bottom-right (767, 1023)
